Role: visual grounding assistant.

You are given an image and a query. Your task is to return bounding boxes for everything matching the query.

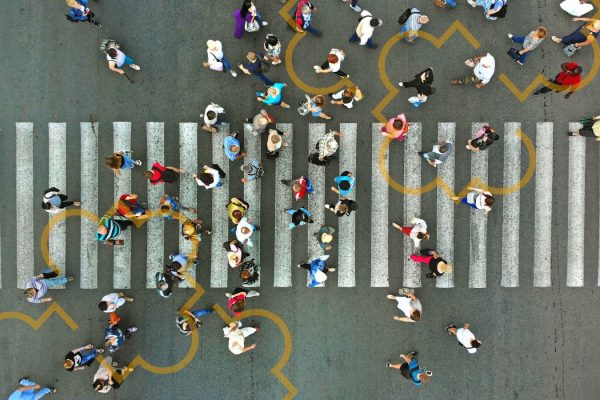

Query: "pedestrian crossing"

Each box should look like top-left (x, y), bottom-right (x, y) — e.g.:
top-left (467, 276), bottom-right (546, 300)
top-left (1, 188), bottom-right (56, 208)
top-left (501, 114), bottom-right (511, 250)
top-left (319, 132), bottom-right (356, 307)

top-left (6, 121), bottom-right (600, 290)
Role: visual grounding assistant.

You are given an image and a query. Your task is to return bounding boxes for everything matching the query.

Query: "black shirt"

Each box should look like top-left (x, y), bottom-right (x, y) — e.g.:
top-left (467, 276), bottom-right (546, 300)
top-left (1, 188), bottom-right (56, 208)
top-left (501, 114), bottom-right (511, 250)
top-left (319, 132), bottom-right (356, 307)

top-left (429, 257), bottom-right (446, 276)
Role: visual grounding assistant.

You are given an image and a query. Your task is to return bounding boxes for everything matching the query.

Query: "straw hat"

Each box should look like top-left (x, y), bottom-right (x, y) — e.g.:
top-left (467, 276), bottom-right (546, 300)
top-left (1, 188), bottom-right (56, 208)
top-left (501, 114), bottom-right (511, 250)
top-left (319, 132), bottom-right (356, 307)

top-left (206, 40), bottom-right (222, 52)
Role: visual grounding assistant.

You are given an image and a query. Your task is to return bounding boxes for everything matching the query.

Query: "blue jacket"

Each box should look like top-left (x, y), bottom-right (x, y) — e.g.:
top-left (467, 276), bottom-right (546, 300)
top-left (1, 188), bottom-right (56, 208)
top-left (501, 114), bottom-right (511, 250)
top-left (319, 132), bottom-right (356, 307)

top-left (308, 258), bottom-right (327, 288)
top-left (68, 0), bottom-right (89, 21)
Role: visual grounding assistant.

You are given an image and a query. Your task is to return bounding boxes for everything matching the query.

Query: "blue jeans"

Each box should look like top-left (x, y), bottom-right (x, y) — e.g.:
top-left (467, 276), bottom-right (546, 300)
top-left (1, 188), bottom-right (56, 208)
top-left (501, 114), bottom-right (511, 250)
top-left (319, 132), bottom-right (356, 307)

top-left (304, 23), bottom-right (321, 36)
top-left (461, 198), bottom-right (478, 209)
top-left (400, 25), bottom-right (416, 43)
top-left (192, 307), bottom-right (214, 318)
top-left (349, 32), bottom-right (376, 48)
top-left (255, 72), bottom-right (274, 86)
top-left (221, 56), bottom-right (232, 72)
top-left (9, 379), bottom-right (51, 400)
top-left (41, 268), bottom-right (68, 288)
top-left (118, 54), bottom-right (135, 68)
top-left (445, 0), bottom-right (457, 6)
top-left (121, 152), bottom-right (135, 170)
top-left (510, 36), bottom-right (529, 63)
top-left (80, 348), bottom-right (98, 365)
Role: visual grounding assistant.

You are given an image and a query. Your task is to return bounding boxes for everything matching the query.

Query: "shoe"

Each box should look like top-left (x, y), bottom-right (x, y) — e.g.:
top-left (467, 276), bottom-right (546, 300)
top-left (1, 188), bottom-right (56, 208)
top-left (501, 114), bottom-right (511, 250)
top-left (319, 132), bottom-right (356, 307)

top-left (127, 327), bottom-right (138, 333)
top-left (516, 61), bottom-right (524, 66)
top-left (326, 267), bottom-right (336, 272)
top-left (507, 33), bottom-right (513, 39)
top-left (398, 82), bottom-right (404, 87)
top-left (313, 65), bottom-right (320, 72)
top-left (19, 377), bottom-right (29, 384)
top-left (49, 387), bottom-right (57, 393)
top-left (95, 23), bottom-right (102, 28)
top-left (451, 79), bottom-right (461, 86)
top-left (568, 132), bottom-right (576, 136)
top-left (350, 4), bottom-right (361, 12)
top-left (262, 21), bottom-right (269, 26)
top-left (129, 64), bottom-right (141, 70)
top-left (168, 254), bottom-right (175, 261)
top-left (386, 362), bottom-right (390, 367)
top-left (134, 160), bottom-right (143, 166)
top-left (297, 264), bottom-right (304, 268)
top-left (551, 36), bottom-right (561, 43)
top-left (67, 276), bottom-right (74, 282)
top-left (231, 71), bottom-right (238, 77)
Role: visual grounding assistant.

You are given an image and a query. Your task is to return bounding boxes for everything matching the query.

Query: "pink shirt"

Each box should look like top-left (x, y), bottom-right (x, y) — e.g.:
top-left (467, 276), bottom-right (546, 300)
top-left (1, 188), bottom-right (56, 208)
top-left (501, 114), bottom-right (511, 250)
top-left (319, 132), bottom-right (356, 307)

top-left (383, 113), bottom-right (409, 141)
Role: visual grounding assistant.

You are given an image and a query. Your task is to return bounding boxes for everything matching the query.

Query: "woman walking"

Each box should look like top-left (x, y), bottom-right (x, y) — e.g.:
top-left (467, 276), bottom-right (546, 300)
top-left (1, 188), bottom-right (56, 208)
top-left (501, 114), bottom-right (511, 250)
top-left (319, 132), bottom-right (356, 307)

top-left (410, 249), bottom-right (452, 279)
top-left (314, 49), bottom-right (349, 78)
top-left (263, 34), bottom-right (282, 65)
top-left (552, 18), bottom-right (600, 49)
top-left (203, 40), bottom-right (237, 77)
top-left (64, 344), bottom-right (104, 372)
top-left (314, 225), bottom-right (335, 251)
top-left (266, 128), bottom-right (289, 159)
top-left (398, 68), bottom-right (435, 103)
top-left (298, 255), bottom-right (335, 288)
top-left (41, 187), bottom-right (80, 213)
top-left (380, 113), bottom-right (409, 141)
top-left (285, 207), bottom-right (314, 229)
top-left (256, 83), bottom-right (291, 108)
top-left (465, 125), bottom-right (499, 152)
top-left (302, 94), bottom-right (332, 120)
top-left (233, 0), bottom-right (268, 39)
top-left (452, 187), bottom-right (494, 214)
top-left (331, 171), bottom-right (356, 196)
top-left (65, 0), bottom-right (101, 27)
top-left (507, 27), bottom-right (547, 65)
top-left (325, 197), bottom-right (357, 217)
top-left (392, 217), bottom-right (430, 248)
top-left (105, 150), bottom-right (142, 175)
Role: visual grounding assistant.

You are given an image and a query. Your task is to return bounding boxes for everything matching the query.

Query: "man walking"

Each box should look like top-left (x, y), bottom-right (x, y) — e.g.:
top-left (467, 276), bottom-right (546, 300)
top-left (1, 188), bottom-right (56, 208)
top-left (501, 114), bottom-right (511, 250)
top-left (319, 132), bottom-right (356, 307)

top-left (24, 269), bottom-right (73, 304)
top-left (392, 217), bottom-right (429, 248)
top-left (238, 52), bottom-right (274, 86)
top-left (400, 8), bottom-right (429, 43)
top-left (418, 140), bottom-right (453, 167)
top-left (386, 352), bottom-right (431, 387)
top-left (446, 323), bottom-right (482, 353)
top-left (105, 44), bottom-right (140, 76)
top-left (98, 292), bottom-right (134, 313)
top-left (281, 176), bottom-right (314, 201)
top-left (386, 288), bottom-right (422, 323)
top-left (349, 10), bottom-right (383, 49)
top-left (533, 62), bottom-right (582, 99)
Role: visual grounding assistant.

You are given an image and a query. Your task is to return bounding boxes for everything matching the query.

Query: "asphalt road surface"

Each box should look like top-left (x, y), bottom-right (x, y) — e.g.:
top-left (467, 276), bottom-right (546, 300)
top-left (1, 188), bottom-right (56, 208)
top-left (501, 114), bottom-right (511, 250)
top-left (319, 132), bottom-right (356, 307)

top-left (1, 1), bottom-right (600, 399)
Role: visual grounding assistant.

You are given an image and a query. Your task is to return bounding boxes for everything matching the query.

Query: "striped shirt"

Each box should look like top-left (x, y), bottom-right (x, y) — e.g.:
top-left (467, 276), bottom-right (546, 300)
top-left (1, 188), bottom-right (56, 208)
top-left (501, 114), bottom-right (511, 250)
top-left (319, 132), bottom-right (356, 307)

top-left (96, 214), bottom-right (121, 241)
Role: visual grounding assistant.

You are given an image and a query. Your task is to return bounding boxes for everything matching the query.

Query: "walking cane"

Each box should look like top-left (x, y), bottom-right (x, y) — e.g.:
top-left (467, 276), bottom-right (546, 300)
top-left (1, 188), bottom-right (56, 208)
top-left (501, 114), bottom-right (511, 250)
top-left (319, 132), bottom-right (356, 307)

top-left (122, 72), bottom-right (134, 84)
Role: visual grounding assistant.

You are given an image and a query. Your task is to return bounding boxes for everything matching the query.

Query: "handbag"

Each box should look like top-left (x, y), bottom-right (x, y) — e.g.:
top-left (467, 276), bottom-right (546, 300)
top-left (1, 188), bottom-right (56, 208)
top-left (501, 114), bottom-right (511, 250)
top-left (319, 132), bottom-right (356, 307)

top-left (507, 48), bottom-right (520, 61)
top-left (563, 44), bottom-right (579, 57)
top-left (245, 19), bottom-right (260, 33)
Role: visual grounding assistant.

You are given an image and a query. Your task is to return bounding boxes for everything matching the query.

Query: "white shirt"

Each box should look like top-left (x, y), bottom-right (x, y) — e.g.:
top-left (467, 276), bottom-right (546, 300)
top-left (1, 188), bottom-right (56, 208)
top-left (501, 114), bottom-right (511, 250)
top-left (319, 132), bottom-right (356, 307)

top-left (328, 48), bottom-right (345, 72)
top-left (223, 322), bottom-right (256, 355)
top-left (356, 11), bottom-right (376, 45)
top-left (203, 103), bottom-right (224, 126)
top-left (409, 217), bottom-right (428, 248)
top-left (236, 217), bottom-right (255, 247)
top-left (560, 0), bottom-right (594, 17)
top-left (395, 296), bottom-right (422, 319)
top-left (101, 293), bottom-right (124, 313)
top-left (106, 48), bottom-right (126, 68)
top-left (456, 328), bottom-right (478, 353)
top-left (195, 167), bottom-right (220, 189)
top-left (473, 53), bottom-right (495, 84)
top-left (207, 48), bottom-right (223, 65)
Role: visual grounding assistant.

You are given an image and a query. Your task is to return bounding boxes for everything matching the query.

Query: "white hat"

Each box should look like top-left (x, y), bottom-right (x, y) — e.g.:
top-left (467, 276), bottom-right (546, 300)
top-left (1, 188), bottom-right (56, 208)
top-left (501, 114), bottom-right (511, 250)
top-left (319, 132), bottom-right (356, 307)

top-left (206, 40), bottom-right (222, 51)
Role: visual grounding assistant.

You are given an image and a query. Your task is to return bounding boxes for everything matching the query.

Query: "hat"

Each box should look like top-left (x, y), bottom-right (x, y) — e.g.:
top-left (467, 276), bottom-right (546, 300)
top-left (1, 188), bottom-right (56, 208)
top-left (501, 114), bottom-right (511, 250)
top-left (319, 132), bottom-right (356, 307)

top-left (267, 131), bottom-right (282, 151)
top-left (206, 40), bottom-right (222, 51)
top-left (438, 263), bottom-right (453, 273)
top-left (228, 252), bottom-right (240, 264)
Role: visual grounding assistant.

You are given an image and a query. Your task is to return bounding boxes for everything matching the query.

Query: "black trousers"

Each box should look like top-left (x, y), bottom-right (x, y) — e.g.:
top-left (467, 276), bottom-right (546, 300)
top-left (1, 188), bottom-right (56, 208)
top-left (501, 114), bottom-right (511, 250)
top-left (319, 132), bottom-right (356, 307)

top-left (321, 61), bottom-right (349, 78)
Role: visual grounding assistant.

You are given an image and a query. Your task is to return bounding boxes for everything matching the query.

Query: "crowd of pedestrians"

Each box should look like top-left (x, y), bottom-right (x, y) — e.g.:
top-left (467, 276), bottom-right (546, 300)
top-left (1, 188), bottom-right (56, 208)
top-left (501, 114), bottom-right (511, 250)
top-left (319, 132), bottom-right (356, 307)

top-left (10, 0), bottom-right (600, 397)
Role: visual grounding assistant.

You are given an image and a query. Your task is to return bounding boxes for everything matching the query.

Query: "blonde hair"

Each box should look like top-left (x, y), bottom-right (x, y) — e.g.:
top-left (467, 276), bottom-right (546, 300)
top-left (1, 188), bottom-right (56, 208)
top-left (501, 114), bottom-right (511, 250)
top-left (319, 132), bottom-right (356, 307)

top-left (24, 288), bottom-right (36, 298)
top-left (66, 0), bottom-right (79, 7)
top-left (536, 27), bottom-right (548, 38)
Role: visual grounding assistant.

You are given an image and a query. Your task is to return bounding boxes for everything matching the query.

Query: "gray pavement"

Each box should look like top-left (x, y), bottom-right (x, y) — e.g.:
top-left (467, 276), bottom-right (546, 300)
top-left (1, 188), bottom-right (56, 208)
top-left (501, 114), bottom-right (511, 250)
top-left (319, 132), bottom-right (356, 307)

top-left (1, 0), bottom-right (600, 399)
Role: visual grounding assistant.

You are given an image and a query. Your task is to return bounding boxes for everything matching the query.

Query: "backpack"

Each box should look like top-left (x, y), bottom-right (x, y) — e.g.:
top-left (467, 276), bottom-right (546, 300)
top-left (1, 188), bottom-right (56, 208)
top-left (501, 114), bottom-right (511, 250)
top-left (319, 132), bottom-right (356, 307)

top-left (398, 8), bottom-right (414, 25)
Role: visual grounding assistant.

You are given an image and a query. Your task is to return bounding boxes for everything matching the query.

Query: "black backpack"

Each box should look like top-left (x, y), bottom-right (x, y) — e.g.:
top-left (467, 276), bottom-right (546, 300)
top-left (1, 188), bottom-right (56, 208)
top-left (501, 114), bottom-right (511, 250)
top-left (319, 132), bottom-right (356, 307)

top-left (495, 2), bottom-right (508, 18)
top-left (398, 8), bottom-right (415, 25)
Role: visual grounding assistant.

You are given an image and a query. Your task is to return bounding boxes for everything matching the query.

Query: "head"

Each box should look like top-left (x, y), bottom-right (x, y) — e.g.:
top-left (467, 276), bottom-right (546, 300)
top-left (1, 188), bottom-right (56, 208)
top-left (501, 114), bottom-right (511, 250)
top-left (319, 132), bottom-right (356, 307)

top-left (339, 180), bottom-right (351, 192)
top-left (471, 339), bottom-right (482, 348)
top-left (484, 195), bottom-right (495, 207)
top-left (206, 110), bottom-right (216, 120)
top-left (241, 226), bottom-right (250, 235)
top-left (160, 204), bottom-right (172, 216)
top-left (293, 183), bottom-right (302, 193)
top-left (314, 95), bottom-right (325, 107)
top-left (240, 270), bottom-right (252, 281)
top-left (199, 172), bottom-right (214, 186)
top-left (267, 86), bottom-right (278, 96)
top-left (343, 86), bottom-right (357, 97)
top-left (232, 210), bottom-right (243, 221)
top-left (104, 337), bottom-right (115, 347)
top-left (64, 359), bottom-right (74, 370)
top-left (105, 155), bottom-right (121, 169)
top-left (591, 20), bottom-right (600, 31)
top-left (182, 222), bottom-right (197, 236)
top-left (321, 232), bottom-right (333, 244)
top-left (107, 48), bottom-right (118, 58)
top-left (417, 15), bottom-right (429, 25)
top-left (97, 225), bottom-right (108, 236)
top-left (206, 40), bottom-right (222, 52)
top-left (270, 132), bottom-right (281, 144)
top-left (301, 4), bottom-right (311, 14)
top-left (416, 232), bottom-right (430, 240)
top-left (327, 53), bottom-right (339, 64)
top-left (98, 301), bottom-right (109, 312)
top-left (438, 263), bottom-right (453, 274)
top-left (411, 310), bottom-right (421, 321)
top-left (535, 27), bottom-right (547, 39)
top-left (93, 379), bottom-right (105, 392)
top-left (241, 0), bottom-right (253, 15)
top-left (420, 68), bottom-right (434, 83)
top-left (246, 51), bottom-right (257, 62)
top-left (24, 288), bottom-right (37, 299)
top-left (572, 66), bottom-right (583, 76)
top-left (370, 18), bottom-right (383, 27)
top-left (143, 170), bottom-right (153, 180)
top-left (231, 299), bottom-right (246, 313)
top-left (439, 145), bottom-right (448, 153)
top-left (337, 204), bottom-right (348, 214)
top-left (265, 34), bottom-right (279, 46)
top-left (41, 202), bottom-right (51, 210)
top-left (157, 280), bottom-right (169, 291)
top-left (257, 115), bottom-right (268, 126)
top-left (392, 119), bottom-right (404, 130)
top-left (230, 144), bottom-right (240, 154)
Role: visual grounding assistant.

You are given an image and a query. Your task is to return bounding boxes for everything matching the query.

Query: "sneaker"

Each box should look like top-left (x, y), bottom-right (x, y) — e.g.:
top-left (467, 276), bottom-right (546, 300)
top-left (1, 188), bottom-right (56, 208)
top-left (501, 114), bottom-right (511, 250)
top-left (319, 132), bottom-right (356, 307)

top-left (386, 362), bottom-right (390, 367)
top-left (313, 65), bottom-right (320, 72)
top-left (67, 276), bottom-right (74, 282)
top-left (507, 33), bottom-right (513, 39)
top-left (129, 64), bottom-right (141, 71)
top-left (350, 4), bottom-right (361, 12)
top-left (533, 90), bottom-right (541, 96)
top-left (516, 61), bottom-right (524, 66)
top-left (398, 82), bottom-right (404, 87)
top-left (127, 327), bottom-right (138, 333)
top-left (231, 71), bottom-right (238, 77)
top-left (296, 264), bottom-right (304, 268)
top-left (95, 23), bottom-right (102, 28)
top-left (134, 160), bottom-right (143, 166)
top-left (49, 387), bottom-right (57, 393)
top-left (467, 0), bottom-right (477, 6)
top-left (168, 254), bottom-right (175, 261)
top-left (262, 21), bottom-right (269, 26)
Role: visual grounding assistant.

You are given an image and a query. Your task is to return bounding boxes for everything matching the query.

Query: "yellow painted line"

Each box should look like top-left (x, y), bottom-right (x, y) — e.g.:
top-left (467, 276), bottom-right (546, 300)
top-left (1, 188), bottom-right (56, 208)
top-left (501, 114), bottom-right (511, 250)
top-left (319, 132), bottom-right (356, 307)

top-left (0, 302), bottom-right (78, 331)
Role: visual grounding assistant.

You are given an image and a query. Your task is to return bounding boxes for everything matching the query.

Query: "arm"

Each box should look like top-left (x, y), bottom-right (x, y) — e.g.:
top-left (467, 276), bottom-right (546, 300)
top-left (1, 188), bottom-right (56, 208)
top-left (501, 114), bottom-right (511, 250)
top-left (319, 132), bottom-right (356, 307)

top-left (573, 17), bottom-right (594, 22)
top-left (108, 61), bottom-right (124, 75)
top-left (72, 344), bottom-right (93, 353)
top-left (399, 354), bottom-right (411, 362)
top-left (575, 37), bottom-right (594, 47)
top-left (238, 65), bottom-right (252, 75)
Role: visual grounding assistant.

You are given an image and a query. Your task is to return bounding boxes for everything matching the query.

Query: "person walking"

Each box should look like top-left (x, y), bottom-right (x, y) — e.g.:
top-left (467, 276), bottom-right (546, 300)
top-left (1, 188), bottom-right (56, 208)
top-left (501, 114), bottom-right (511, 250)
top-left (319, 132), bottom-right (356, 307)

top-left (331, 171), bottom-right (355, 196)
top-left (144, 162), bottom-right (183, 185)
top-left (9, 378), bottom-right (56, 399)
top-left (326, 197), bottom-right (357, 217)
top-left (104, 318), bottom-right (137, 353)
top-left (446, 323), bottom-right (482, 353)
top-left (302, 94), bottom-right (332, 120)
top-left (551, 18), bottom-right (600, 50)
top-left (96, 212), bottom-right (134, 246)
top-left (181, 218), bottom-right (212, 241)
top-left (166, 252), bottom-right (198, 281)
top-left (235, 217), bottom-right (259, 247)
top-left (533, 62), bottom-right (583, 99)
top-left (155, 270), bottom-right (174, 298)
top-left (386, 352), bottom-right (431, 387)
top-left (223, 321), bottom-right (260, 354)
top-left (380, 113), bottom-right (409, 141)
top-left (201, 103), bottom-right (225, 133)
top-left (226, 288), bottom-right (260, 316)
top-left (314, 225), bottom-right (335, 251)
top-left (224, 131), bottom-right (246, 162)
top-left (246, 109), bottom-right (274, 136)
top-left (266, 127), bottom-right (289, 159)
top-left (329, 86), bottom-right (364, 109)
top-left (418, 140), bottom-right (453, 167)
top-left (241, 159), bottom-right (265, 183)
top-left (398, 67), bottom-right (435, 100)
top-left (24, 269), bottom-right (73, 304)
top-left (386, 288), bottom-right (422, 323)
top-left (507, 27), bottom-right (547, 65)
top-left (256, 82), bottom-right (291, 108)
top-left (392, 217), bottom-right (430, 248)
top-left (467, 0), bottom-right (508, 21)
top-left (281, 176), bottom-right (314, 201)
top-left (228, 197), bottom-right (250, 225)
top-left (64, 344), bottom-right (104, 372)
top-left (285, 208), bottom-right (314, 229)
top-left (452, 187), bottom-right (494, 213)
top-left (308, 130), bottom-right (343, 165)
top-left (313, 49), bottom-right (350, 78)
top-left (194, 164), bottom-right (227, 189)
top-left (105, 43), bottom-right (140, 76)
top-left (451, 53), bottom-right (496, 88)
top-left (410, 249), bottom-right (453, 278)
top-left (233, 0), bottom-right (268, 39)
top-left (263, 34), bottom-right (282, 65)
top-left (41, 187), bottom-right (80, 213)
top-left (225, 240), bottom-right (250, 268)
top-left (239, 52), bottom-right (274, 86)
top-left (240, 259), bottom-right (260, 285)
top-left (341, 0), bottom-right (362, 12)
top-left (65, 0), bottom-right (101, 27)
top-left (465, 125), bottom-right (499, 152)
top-left (349, 10), bottom-right (383, 49)
top-left (568, 115), bottom-right (600, 140)
top-left (104, 150), bottom-right (142, 176)
top-left (295, 1), bottom-right (320, 36)
top-left (92, 357), bottom-right (133, 393)
top-left (116, 193), bottom-right (147, 220)
top-left (159, 194), bottom-right (197, 220)
top-left (98, 293), bottom-right (134, 313)
top-left (298, 255), bottom-right (335, 287)
top-left (203, 40), bottom-right (237, 77)
top-left (176, 307), bottom-right (216, 336)
top-left (399, 8), bottom-right (429, 44)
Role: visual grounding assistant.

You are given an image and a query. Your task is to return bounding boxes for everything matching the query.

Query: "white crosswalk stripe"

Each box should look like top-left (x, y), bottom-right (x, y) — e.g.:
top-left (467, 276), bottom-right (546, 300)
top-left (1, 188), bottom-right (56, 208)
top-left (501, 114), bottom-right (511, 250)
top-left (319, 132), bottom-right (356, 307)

top-left (567, 122), bottom-right (585, 287)
top-left (9, 121), bottom-right (600, 290)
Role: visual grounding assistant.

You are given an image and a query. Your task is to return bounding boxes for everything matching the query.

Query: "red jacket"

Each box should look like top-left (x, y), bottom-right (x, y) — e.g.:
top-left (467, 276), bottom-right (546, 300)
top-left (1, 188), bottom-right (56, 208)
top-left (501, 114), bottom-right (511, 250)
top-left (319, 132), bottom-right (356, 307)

top-left (555, 62), bottom-right (582, 87)
top-left (295, 0), bottom-right (314, 29)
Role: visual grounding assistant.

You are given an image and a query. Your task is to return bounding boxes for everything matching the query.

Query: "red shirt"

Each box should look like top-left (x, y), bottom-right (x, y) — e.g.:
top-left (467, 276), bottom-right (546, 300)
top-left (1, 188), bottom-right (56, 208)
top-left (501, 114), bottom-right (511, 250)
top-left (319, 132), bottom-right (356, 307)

top-left (227, 293), bottom-right (247, 316)
top-left (293, 177), bottom-right (308, 201)
top-left (555, 63), bottom-right (582, 87)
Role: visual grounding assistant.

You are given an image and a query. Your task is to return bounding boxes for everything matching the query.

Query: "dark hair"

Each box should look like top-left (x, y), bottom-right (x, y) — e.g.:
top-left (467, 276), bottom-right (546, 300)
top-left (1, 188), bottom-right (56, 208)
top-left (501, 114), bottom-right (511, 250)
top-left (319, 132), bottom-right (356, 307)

top-left (392, 119), bottom-right (404, 130)
top-left (107, 48), bottom-right (117, 58)
top-left (572, 66), bottom-right (583, 75)
top-left (471, 340), bottom-right (481, 348)
top-left (93, 379), bottom-right (105, 391)
top-left (199, 173), bottom-right (214, 186)
top-left (348, 200), bottom-right (358, 211)
top-left (206, 111), bottom-right (216, 120)
top-left (327, 53), bottom-right (339, 64)
top-left (411, 310), bottom-right (421, 321)
top-left (231, 300), bottom-right (246, 313)
top-left (143, 171), bottom-right (153, 180)
top-left (341, 171), bottom-right (351, 177)
top-left (370, 18), bottom-right (381, 27)
top-left (265, 34), bottom-right (279, 46)
top-left (232, 210), bottom-right (243, 220)
top-left (484, 195), bottom-right (494, 207)
top-left (416, 232), bottom-right (426, 239)
top-left (240, 0), bottom-right (253, 17)
top-left (98, 301), bottom-right (108, 311)
top-left (439, 145), bottom-right (448, 153)
top-left (41, 202), bottom-right (51, 210)
top-left (339, 180), bottom-right (351, 191)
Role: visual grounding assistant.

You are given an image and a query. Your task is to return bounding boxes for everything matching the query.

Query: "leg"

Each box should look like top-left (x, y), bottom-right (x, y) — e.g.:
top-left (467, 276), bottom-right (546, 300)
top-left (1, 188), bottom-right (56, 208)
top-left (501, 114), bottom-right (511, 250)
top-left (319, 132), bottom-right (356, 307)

top-left (43, 275), bottom-right (69, 288)
top-left (240, 327), bottom-right (257, 337)
top-left (304, 24), bottom-right (321, 36)
top-left (511, 36), bottom-right (525, 44)
top-left (32, 388), bottom-right (53, 399)
top-left (387, 363), bottom-right (402, 370)
top-left (334, 69), bottom-right (349, 78)
top-left (221, 56), bottom-right (232, 72)
top-left (349, 32), bottom-right (359, 43)
top-left (366, 38), bottom-right (377, 49)
top-left (257, 73), bottom-right (275, 86)
top-left (117, 220), bottom-right (135, 230)
top-left (192, 307), bottom-right (215, 318)
top-left (518, 51), bottom-right (529, 64)
top-left (80, 349), bottom-right (98, 365)
top-left (280, 179), bottom-right (293, 187)
top-left (409, 254), bottom-right (434, 264)
top-left (60, 200), bottom-right (75, 208)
